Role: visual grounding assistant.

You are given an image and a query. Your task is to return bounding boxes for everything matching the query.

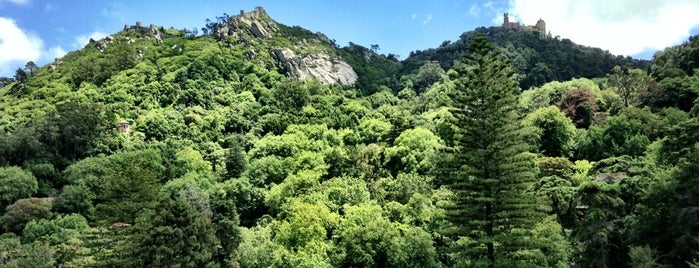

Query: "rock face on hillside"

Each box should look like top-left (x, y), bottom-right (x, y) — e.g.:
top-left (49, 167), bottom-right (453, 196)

top-left (213, 7), bottom-right (357, 86)
top-left (215, 7), bottom-right (279, 40)
top-left (272, 48), bottom-right (358, 86)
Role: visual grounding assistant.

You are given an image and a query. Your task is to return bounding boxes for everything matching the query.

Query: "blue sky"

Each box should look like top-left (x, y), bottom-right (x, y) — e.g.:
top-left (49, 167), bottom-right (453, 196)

top-left (2, 0), bottom-right (699, 77)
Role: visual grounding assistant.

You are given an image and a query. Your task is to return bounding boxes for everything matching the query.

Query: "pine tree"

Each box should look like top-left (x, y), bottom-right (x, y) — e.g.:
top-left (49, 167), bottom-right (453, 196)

top-left (440, 33), bottom-right (548, 267)
top-left (118, 186), bottom-right (222, 267)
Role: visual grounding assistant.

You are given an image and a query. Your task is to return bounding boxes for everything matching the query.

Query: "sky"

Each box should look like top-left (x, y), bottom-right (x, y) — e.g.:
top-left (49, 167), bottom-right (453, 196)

top-left (2, 0), bottom-right (699, 77)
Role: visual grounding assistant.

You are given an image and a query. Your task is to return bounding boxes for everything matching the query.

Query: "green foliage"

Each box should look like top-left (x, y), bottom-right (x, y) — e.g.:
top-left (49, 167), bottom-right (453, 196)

top-left (413, 60), bottom-right (446, 94)
top-left (0, 166), bottom-right (38, 208)
top-left (274, 199), bottom-right (338, 253)
top-left (225, 138), bottom-right (247, 179)
top-left (21, 213), bottom-right (89, 244)
top-left (608, 66), bottom-right (657, 108)
top-left (91, 149), bottom-right (165, 224)
top-left (119, 186), bottom-right (221, 267)
top-left (628, 245), bottom-right (662, 268)
top-left (576, 114), bottom-right (652, 161)
top-left (575, 180), bottom-right (629, 267)
top-left (523, 106), bottom-right (577, 157)
top-left (531, 216), bottom-right (575, 267)
top-left (266, 170), bottom-right (323, 213)
top-left (384, 127), bottom-right (444, 175)
top-left (319, 176), bottom-right (370, 213)
top-left (336, 203), bottom-right (439, 268)
top-left (659, 117), bottom-right (699, 165)
top-left (54, 183), bottom-right (96, 218)
top-left (0, 9), bottom-right (696, 267)
top-left (70, 41), bottom-right (137, 86)
top-left (274, 79), bottom-right (311, 112)
top-left (208, 184), bottom-right (243, 266)
top-left (532, 157), bottom-right (577, 229)
top-left (374, 173), bottom-right (434, 205)
top-left (1, 198), bottom-right (53, 234)
top-left (403, 26), bottom-right (648, 90)
top-left (439, 33), bottom-right (549, 266)
top-left (573, 160), bottom-right (594, 185)
top-left (0, 234), bottom-right (54, 267)
top-left (358, 117), bottom-right (393, 143)
top-left (340, 43), bottom-right (402, 94)
top-left (519, 78), bottom-right (601, 115)
top-left (648, 35), bottom-right (699, 111)
top-left (632, 144), bottom-right (699, 267)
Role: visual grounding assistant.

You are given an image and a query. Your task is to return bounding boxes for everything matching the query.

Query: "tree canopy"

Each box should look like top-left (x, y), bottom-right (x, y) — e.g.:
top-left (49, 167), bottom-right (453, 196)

top-left (0, 7), bottom-right (697, 268)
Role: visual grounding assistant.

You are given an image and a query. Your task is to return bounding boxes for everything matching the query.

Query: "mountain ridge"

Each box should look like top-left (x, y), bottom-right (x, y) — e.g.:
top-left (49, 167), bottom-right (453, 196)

top-left (3, 6), bottom-right (652, 92)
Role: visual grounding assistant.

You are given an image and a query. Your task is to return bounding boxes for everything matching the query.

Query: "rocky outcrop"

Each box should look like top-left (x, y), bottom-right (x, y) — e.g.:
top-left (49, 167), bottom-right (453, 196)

top-left (272, 48), bottom-right (357, 86)
top-left (95, 35), bottom-right (114, 52)
top-left (250, 22), bottom-right (271, 39)
top-left (214, 7), bottom-right (278, 40)
top-left (209, 7), bottom-right (355, 86)
top-left (93, 35), bottom-right (138, 52)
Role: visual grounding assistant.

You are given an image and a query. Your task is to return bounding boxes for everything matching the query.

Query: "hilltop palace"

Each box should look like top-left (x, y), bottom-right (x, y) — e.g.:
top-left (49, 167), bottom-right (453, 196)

top-left (502, 13), bottom-right (547, 37)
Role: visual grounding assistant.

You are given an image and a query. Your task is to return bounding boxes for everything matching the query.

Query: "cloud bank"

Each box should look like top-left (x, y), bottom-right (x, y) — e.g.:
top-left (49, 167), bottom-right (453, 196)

top-left (0, 17), bottom-right (44, 76)
top-left (504, 0), bottom-right (699, 57)
top-left (1, 0), bottom-right (30, 5)
top-left (0, 17), bottom-right (109, 77)
top-left (74, 31), bottom-right (108, 49)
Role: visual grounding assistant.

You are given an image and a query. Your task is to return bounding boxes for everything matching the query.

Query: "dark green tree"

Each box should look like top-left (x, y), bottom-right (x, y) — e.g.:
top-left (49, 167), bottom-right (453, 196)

top-left (224, 138), bottom-right (247, 179)
top-left (632, 144), bottom-right (699, 267)
top-left (414, 60), bottom-right (446, 94)
top-left (24, 61), bottom-right (38, 75)
top-left (93, 150), bottom-right (164, 225)
top-left (0, 166), bottom-right (38, 209)
top-left (13, 68), bottom-right (27, 84)
top-left (1, 198), bottom-right (53, 234)
top-left (522, 106), bottom-right (577, 157)
top-left (54, 183), bottom-right (96, 218)
top-left (574, 181), bottom-right (628, 267)
top-left (439, 33), bottom-right (548, 267)
top-left (209, 185), bottom-right (243, 266)
top-left (119, 186), bottom-right (221, 267)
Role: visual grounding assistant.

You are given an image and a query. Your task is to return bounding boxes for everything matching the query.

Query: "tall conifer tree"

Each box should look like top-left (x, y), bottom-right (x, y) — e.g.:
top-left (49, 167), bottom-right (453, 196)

top-left (440, 33), bottom-right (548, 267)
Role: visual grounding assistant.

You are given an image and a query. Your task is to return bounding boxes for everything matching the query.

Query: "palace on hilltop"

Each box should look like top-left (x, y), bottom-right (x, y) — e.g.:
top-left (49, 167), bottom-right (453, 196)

top-left (502, 13), bottom-right (547, 36)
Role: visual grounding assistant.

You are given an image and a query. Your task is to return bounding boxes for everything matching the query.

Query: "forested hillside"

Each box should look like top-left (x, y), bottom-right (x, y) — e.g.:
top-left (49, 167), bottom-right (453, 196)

top-left (0, 7), bottom-right (698, 268)
top-left (402, 26), bottom-right (650, 90)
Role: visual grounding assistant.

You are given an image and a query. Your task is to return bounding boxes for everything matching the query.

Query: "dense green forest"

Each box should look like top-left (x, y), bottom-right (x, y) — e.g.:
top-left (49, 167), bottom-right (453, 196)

top-left (0, 7), bottom-right (698, 267)
top-left (402, 26), bottom-right (651, 90)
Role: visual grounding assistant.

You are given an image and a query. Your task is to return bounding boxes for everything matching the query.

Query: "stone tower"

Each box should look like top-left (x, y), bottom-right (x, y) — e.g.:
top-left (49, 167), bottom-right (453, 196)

top-left (535, 18), bottom-right (546, 34)
top-left (504, 12), bottom-right (509, 24)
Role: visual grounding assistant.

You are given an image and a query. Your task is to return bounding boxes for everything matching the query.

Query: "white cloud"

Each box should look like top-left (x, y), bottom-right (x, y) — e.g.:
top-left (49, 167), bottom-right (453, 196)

top-left (422, 14), bottom-right (433, 26)
top-left (411, 13), bottom-right (417, 19)
top-left (468, 4), bottom-right (481, 18)
top-left (0, 17), bottom-right (42, 76)
top-left (46, 46), bottom-right (67, 60)
top-left (2, 0), bottom-right (30, 5)
top-left (506, 0), bottom-right (699, 56)
top-left (74, 31), bottom-right (108, 49)
top-left (0, 17), bottom-right (70, 77)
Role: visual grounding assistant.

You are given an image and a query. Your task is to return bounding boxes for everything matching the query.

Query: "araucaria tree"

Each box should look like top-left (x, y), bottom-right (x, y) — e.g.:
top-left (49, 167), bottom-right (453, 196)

top-left (440, 33), bottom-right (548, 267)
